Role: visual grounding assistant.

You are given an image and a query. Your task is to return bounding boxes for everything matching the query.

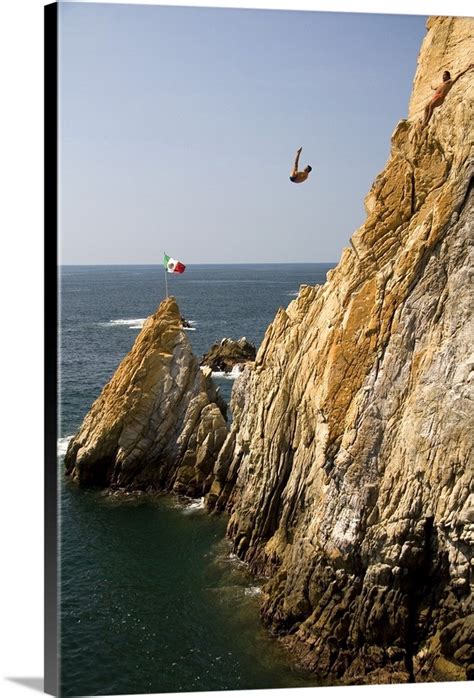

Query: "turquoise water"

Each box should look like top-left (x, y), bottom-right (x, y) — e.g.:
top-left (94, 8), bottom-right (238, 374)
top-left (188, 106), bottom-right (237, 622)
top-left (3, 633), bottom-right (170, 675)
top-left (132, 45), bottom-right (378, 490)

top-left (60, 264), bottom-right (333, 695)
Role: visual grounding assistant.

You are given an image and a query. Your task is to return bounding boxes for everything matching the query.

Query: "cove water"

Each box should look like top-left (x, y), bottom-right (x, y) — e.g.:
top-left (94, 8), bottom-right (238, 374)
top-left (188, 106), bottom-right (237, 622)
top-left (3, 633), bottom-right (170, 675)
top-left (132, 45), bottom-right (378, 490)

top-left (60, 263), bottom-right (332, 696)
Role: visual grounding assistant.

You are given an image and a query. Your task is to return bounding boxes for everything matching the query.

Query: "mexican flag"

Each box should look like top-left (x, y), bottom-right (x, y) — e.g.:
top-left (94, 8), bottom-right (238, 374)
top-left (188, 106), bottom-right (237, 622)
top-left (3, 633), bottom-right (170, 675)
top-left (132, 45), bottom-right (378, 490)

top-left (164, 253), bottom-right (186, 274)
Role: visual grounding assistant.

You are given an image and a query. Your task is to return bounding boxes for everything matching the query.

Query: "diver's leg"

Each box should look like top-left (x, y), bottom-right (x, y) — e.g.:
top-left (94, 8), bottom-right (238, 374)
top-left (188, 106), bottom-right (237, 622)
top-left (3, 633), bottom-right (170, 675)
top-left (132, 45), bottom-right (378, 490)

top-left (423, 96), bottom-right (443, 126)
top-left (292, 147), bottom-right (302, 176)
top-left (422, 102), bottom-right (433, 127)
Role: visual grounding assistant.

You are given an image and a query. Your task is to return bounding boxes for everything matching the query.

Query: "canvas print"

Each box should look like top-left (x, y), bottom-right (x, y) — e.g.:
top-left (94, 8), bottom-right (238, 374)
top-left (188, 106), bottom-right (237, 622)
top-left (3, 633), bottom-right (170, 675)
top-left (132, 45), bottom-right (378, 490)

top-left (47, 1), bottom-right (474, 695)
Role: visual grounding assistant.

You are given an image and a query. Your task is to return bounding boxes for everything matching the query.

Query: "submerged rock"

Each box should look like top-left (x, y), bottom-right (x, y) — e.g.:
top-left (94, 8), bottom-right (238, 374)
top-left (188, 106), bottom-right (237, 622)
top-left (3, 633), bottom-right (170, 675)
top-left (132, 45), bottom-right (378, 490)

top-left (65, 296), bottom-right (228, 496)
top-left (201, 337), bottom-right (256, 373)
top-left (208, 16), bottom-right (474, 684)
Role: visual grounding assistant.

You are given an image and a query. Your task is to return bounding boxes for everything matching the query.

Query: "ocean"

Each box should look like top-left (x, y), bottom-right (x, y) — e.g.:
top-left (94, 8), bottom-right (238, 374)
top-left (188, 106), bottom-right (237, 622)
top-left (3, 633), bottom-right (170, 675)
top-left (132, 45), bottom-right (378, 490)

top-left (59, 263), bottom-right (333, 696)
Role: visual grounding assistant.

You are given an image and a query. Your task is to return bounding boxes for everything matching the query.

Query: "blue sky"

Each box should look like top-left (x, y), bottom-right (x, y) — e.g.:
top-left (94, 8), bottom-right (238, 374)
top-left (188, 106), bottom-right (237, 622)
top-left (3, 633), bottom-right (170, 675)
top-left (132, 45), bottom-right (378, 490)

top-left (59, 3), bottom-right (427, 264)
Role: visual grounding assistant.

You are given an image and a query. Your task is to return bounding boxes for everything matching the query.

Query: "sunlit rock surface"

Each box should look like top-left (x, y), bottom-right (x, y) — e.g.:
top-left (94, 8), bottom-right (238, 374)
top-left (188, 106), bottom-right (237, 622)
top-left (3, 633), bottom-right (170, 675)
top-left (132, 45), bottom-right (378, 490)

top-left (65, 296), bottom-right (227, 496)
top-left (209, 16), bottom-right (474, 684)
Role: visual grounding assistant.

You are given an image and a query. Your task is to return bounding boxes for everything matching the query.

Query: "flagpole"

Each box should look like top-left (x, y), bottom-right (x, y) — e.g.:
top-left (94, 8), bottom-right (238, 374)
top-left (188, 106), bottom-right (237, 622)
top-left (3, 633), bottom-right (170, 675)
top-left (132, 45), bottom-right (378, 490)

top-left (163, 251), bottom-right (168, 298)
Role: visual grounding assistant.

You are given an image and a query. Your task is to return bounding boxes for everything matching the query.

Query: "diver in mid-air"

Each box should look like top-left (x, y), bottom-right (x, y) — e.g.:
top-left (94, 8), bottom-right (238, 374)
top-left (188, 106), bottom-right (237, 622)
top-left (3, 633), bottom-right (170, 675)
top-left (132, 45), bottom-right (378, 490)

top-left (289, 146), bottom-right (312, 184)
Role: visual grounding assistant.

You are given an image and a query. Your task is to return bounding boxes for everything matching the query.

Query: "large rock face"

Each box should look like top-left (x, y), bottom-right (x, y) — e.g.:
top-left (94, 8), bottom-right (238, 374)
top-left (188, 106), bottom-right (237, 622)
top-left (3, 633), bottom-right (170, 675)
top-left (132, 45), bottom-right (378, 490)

top-left (65, 296), bottom-right (228, 495)
top-left (208, 17), bottom-right (474, 684)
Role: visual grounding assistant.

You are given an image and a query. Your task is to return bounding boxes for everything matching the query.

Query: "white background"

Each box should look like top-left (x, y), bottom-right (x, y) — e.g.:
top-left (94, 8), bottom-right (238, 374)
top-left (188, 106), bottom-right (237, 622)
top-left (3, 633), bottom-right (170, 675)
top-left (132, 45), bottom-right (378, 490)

top-left (0, 1), bottom-right (471, 697)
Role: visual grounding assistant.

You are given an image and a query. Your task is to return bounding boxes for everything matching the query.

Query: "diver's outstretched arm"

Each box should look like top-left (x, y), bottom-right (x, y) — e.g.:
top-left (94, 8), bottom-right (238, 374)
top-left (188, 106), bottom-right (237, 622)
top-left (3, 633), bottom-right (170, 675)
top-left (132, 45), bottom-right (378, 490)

top-left (452, 63), bottom-right (474, 85)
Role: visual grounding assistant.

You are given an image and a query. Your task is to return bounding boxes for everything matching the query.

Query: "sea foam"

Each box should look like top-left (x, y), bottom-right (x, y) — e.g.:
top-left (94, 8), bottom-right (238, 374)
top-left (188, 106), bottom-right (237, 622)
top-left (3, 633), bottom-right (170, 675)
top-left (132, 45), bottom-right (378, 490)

top-left (244, 586), bottom-right (262, 597)
top-left (58, 435), bottom-right (73, 457)
top-left (183, 320), bottom-right (197, 331)
top-left (103, 318), bottom-right (197, 330)
top-left (182, 497), bottom-right (206, 513)
top-left (210, 365), bottom-right (243, 380)
top-left (102, 318), bottom-right (146, 330)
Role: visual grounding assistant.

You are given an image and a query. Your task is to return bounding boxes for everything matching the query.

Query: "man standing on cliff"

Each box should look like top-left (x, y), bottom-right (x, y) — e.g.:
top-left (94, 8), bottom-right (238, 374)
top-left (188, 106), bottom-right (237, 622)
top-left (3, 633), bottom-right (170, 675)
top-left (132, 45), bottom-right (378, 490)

top-left (289, 146), bottom-right (312, 183)
top-left (421, 64), bottom-right (473, 127)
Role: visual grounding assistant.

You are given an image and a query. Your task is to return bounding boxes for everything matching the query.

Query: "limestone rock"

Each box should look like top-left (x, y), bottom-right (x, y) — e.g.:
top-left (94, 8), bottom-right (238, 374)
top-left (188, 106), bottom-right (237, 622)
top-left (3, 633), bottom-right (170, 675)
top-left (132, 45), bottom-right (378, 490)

top-left (209, 16), bottom-right (474, 684)
top-left (201, 337), bottom-right (256, 373)
top-left (65, 296), bottom-right (227, 495)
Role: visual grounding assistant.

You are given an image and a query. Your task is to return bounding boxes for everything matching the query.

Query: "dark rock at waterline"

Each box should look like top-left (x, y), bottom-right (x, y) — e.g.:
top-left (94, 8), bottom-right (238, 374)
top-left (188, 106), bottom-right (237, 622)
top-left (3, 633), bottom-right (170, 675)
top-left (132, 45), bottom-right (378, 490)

top-left (201, 337), bottom-right (256, 373)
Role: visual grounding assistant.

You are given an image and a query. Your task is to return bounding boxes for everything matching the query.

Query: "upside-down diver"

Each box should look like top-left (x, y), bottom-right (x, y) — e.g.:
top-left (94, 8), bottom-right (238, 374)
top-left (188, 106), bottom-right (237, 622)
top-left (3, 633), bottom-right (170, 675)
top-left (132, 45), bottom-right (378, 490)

top-left (289, 146), bottom-right (312, 184)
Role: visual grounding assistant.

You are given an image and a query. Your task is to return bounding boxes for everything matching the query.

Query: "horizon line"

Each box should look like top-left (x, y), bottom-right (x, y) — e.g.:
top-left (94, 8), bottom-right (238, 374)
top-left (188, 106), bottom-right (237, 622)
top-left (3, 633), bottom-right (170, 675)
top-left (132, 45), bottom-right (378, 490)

top-left (59, 261), bottom-right (337, 266)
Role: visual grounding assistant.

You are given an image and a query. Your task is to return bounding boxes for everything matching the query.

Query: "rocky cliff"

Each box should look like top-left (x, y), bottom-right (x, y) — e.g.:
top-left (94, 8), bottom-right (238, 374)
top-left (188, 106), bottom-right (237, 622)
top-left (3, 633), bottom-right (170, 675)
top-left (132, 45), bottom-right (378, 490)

top-left (208, 16), bottom-right (473, 684)
top-left (65, 297), bottom-right (228, 495)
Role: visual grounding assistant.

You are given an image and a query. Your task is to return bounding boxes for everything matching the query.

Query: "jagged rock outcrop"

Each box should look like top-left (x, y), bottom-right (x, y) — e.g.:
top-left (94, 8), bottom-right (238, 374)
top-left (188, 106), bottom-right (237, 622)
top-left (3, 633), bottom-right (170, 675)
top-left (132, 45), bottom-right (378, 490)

top-left (201, 337), bottom-right (256, 373)
top-left (65, 297), bottom-right (228, 496)
top-left (208, 17), bottom-right (474, 684)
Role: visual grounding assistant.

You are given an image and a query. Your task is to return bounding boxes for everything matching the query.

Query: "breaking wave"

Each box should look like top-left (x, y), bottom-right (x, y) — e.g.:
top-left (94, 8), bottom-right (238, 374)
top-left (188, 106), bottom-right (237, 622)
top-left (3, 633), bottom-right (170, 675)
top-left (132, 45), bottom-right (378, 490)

top-left (102, 318), bottom-right (197, 330)
top-left (210, 365), bottom-right (243, 380)
top-left (102, 318), bottom-right (146, 329)
top-left (182, 497), bottom-right (206, 513)
top-left (58, 435), bottom-right (73, 457)
top-left (183, 320), bottom-right (197, 331)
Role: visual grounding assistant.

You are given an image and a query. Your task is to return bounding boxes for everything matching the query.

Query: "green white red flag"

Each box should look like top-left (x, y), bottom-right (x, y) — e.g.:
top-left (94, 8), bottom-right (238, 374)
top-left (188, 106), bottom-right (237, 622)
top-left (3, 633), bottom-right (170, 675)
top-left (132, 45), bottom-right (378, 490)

top-left (163, 253), bottom-right (186, 274)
